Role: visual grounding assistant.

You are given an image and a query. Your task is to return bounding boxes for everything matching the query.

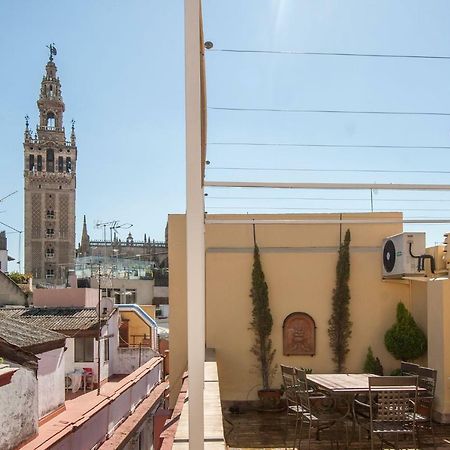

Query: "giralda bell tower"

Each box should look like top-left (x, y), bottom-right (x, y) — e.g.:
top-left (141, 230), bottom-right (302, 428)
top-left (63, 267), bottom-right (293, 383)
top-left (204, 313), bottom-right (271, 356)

top-left (24, 45), bottom-right (77, 285)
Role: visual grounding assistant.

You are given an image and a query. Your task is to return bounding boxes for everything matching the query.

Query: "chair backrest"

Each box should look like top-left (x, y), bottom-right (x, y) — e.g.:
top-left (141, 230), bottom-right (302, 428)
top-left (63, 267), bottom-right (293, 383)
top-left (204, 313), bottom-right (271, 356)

top-left (417, 366), bottom-right (437, 398)
top-left (415, 366), bottom-right (437, 418)
top-left (280, 364), bottom-right (298, 408)
top-left (294, 368), bottom-right (311, 412)
top-left (401, 361), bottom-right (419, 376)
top-left (369, 376), bottom-right (418, 423)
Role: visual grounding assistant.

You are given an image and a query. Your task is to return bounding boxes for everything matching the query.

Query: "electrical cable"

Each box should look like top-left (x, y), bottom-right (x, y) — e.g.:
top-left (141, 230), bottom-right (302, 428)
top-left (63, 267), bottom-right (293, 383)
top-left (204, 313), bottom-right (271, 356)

top-left (208, 142), bottom-right (450, 150)
top-left (206, 166), bottom-right (450, 175)
top-left (209, 106), bottom-right (450, 117)
top-left (209, 48), bottom-right (450, 60)
top-left (206, 196), bottom-right (450, 203)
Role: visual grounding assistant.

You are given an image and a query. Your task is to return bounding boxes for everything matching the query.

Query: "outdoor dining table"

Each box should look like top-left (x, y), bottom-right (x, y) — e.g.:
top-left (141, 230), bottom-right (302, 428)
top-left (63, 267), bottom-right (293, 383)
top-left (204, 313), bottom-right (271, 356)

top-left (306, 373), bottom-right (424, 394)
top-left (306, 373), bottom-right (424, 443)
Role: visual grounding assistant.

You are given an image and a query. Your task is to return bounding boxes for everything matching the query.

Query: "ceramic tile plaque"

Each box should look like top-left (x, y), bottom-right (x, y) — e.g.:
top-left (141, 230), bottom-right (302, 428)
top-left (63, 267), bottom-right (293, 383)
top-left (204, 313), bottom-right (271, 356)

top-left (283, 312), bottom-right (316, 356)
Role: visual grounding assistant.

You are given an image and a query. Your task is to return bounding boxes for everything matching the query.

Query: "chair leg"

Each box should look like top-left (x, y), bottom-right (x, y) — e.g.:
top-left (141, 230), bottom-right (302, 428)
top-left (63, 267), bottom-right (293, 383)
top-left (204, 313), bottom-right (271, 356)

top-left (430, 420), bottom-right (436, 450)
top-left (285, 416), bottom-right (298, 450)
top-left (284, 411), bottom-right (290, 450)
top-left (297, 417), bottom-right (304, 449)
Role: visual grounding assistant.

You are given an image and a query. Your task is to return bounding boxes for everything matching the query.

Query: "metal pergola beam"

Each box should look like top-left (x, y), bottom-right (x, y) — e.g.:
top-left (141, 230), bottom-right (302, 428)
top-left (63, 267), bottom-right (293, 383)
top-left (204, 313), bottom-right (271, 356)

top-left (185, 0), bottom-right (205, 447)
top-left (204, 181), bottom-right (450, 191)
top-left (205, 218), bottom-right (450, 225)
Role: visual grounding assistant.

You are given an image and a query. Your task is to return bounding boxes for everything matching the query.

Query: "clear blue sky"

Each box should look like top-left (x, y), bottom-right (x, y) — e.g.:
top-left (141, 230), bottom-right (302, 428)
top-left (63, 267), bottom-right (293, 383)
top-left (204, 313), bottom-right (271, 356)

top-left (1, 1), bottom-right (450, 268)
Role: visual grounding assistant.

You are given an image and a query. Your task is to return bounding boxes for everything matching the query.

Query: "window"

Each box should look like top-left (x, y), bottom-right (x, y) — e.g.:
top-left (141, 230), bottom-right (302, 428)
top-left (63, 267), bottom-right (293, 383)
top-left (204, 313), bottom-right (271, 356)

top-left (46, 149), bottom-right (54, 172)
top-left (46, 209), bottom-right (55, 219)
top-left (37, 155), bottom-right (43, 171)
top-left (29, 154), bottom-right (35, 171)
top-left (46, 112), bottom-right (55, 128)
top-left (104, 338), bottom-right (110, 362)
top-left (125, 289), bottom-right (136, 304)
top-left (46, 269), bottom-right (54, 279)
top-left (46, 248), bottom-right (54, 258)
top-left (66, 157), bottom-right (72, 173)
top-left (75, 337), bottom-right (94, 362)
top-left (58, 156), bottom-right (64, 172)
top-left (106, 288), bottom-right (121, 303)
top-left (46, 228), bottom-right (54, 237)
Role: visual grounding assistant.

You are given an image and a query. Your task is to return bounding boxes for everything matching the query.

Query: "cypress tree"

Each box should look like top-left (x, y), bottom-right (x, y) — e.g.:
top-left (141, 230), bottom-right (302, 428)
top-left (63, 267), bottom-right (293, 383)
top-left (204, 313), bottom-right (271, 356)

top-left (328, 229), bottom-right (352, 373)
top-left (250, 237), bottom-right (275, 390)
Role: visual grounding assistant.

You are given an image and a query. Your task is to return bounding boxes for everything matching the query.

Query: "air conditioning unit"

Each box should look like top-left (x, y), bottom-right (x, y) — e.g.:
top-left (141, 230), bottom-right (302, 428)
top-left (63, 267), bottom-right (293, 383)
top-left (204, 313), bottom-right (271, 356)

top-left (382, 232), bottom-right (426, 278)
top-left (428, 244), bottom-right (447, 274)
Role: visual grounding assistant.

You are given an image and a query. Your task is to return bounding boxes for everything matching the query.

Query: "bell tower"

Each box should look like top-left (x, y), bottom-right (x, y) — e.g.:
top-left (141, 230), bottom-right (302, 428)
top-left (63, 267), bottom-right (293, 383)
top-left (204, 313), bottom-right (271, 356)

top-left (24, 45), bottom-right (77, 285)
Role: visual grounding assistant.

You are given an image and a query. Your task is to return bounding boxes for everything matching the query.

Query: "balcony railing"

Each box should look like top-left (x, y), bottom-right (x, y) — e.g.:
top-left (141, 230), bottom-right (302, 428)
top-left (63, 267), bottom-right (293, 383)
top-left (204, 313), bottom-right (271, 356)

top-left (37, 125), bottom-right (65, 133)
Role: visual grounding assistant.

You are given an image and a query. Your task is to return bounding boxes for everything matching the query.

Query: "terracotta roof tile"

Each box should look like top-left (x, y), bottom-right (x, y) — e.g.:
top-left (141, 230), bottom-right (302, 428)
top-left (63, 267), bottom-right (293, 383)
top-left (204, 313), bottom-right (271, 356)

top-left (0, 307), bottom-right (98, 332)
top-left (0, 316), bottom-right (65, 349)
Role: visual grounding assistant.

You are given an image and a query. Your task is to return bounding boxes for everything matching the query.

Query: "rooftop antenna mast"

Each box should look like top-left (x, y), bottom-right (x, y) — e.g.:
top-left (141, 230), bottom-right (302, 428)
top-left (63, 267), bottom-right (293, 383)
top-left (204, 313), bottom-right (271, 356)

top-left (110, 221), bottom-right (133, 242)
top-left (0, 221), bottom-right (23, 273)
top-left (96, 220), bottom-right (117, 258)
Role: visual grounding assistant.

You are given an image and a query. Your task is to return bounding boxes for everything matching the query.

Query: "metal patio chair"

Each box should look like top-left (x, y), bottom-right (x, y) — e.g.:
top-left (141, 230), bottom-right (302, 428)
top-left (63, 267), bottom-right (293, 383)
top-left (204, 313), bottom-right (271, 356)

top-left (358, 375), bottom-right (419, 450)
top-left (293, 368), bottom-right (349, 450)
top-left (281, 364), bottom-right (304, 449)
top-left (415, 366), bottom-right (437, 448)
top-left (400, 361), bottom-right (420, 377)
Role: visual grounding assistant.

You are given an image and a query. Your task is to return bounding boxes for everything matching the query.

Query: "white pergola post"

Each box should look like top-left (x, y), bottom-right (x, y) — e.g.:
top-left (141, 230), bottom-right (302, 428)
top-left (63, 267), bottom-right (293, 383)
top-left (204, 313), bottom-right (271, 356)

top-left (185, 0), bottom-right (205, 448)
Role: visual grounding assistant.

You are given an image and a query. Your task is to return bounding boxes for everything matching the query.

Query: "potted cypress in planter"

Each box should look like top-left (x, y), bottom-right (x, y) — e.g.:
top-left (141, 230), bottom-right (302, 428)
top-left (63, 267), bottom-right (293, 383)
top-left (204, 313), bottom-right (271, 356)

top-left (249, 226), bottom-right (279, 410)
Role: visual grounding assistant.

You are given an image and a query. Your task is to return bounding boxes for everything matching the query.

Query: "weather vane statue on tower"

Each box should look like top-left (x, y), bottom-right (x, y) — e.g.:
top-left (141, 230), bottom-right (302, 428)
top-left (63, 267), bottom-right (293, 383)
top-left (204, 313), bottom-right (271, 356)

top-left (47, 43), bottom-right (57, 61)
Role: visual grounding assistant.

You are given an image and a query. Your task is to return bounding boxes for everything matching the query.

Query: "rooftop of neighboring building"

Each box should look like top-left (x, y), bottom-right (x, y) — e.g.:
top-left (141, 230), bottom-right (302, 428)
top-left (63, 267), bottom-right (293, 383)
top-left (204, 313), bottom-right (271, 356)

top-left (0, 316), bottom-right (65, 353)
top-left (0, 306), bottom-right (100, 335)
top-left (0, 270), bottom-right (30, 306)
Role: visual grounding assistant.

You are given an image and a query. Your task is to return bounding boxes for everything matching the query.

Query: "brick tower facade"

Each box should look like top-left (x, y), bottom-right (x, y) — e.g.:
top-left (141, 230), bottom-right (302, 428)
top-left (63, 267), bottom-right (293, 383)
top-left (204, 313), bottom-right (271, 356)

top-left (24, 47), bottom-right (77, 285)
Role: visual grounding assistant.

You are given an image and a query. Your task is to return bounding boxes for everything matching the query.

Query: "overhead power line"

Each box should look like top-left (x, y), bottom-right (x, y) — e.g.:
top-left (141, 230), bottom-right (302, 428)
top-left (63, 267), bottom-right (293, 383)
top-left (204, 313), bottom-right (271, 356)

top-left (210, 106), bottom-right (450, 117)
top-left (208, 142), bottom-right (450, 150)
top-left (207, 166), bottom-right (450, 175)
top-left (209, 48), bottom-right (450, 60)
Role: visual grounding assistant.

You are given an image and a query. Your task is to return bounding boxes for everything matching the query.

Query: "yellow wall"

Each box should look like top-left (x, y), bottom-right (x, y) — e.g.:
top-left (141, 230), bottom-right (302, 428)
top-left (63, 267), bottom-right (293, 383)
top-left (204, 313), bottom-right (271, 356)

top-left (168, 214), bottom-right (188, 405)
top-left (427, 279), bottom-right (450, 421)
top-left (169, 212), bottom-right (426, 405)
top-left (120, 306), bottom-right (155, 346)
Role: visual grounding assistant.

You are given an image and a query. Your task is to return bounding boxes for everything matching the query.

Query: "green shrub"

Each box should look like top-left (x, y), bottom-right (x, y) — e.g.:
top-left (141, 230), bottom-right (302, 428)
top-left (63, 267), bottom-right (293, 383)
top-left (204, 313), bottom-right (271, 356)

top-left (7, 272), bottom-right (31, 284)
top-left (384, 303), bottom-right (427, 361)
top-left (390, 368), bottom-right (402, 376)
top-left (363, 347), bottom-right (384, 375)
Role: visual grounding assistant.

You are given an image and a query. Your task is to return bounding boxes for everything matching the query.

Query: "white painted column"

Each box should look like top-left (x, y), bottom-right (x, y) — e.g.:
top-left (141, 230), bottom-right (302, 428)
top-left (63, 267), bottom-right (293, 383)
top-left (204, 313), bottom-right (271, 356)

top-left (185, 0), bottom-right (205, 448)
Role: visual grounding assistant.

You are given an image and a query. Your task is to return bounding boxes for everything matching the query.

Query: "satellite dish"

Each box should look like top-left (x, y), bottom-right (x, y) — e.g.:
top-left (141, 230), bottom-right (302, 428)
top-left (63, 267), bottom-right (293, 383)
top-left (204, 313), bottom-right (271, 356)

top-left (383, 239), bottom-right (396, 273)
top-left (97, 297), bottom-right (114, 318)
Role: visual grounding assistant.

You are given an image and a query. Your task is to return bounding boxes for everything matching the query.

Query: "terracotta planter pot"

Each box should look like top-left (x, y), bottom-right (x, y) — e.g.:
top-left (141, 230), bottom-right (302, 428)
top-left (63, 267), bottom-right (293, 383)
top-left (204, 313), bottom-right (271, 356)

top-left (257, 388), bottom-right (283, 411)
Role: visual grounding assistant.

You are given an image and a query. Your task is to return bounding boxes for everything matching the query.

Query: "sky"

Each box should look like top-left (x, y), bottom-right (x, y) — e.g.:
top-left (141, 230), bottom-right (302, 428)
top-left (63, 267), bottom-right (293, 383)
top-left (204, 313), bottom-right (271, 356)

top-left (2, 1), bottom-right (450, 269)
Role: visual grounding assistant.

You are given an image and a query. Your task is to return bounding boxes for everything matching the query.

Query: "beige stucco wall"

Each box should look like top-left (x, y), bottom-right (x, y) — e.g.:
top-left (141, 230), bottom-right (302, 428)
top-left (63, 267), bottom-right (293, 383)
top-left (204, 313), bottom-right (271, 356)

top-left (427, 279), bottom-right (450, 422)
top-left (90, 278), bottom-right (154, 305)
top-left (0, 272), bottom-right (29, 306)
top-left (33, 287), bottom-right (98, 307)
top-left (0, 364), bottom-right (38, 450)
top-left (169, 212), bottom-right (431, 405)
